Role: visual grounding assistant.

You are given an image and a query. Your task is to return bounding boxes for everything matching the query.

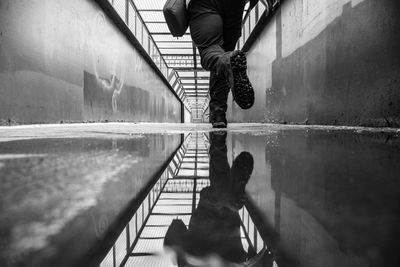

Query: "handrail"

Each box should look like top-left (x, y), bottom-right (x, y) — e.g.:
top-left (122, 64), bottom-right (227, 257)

top-left (99, 0), bottom-right (187, 102)
top-left (103, 0), bottom-right (282, 119)
top-left (127, 0), bottom-right (169, 78)
top-left (238, 0), bottom-right (281, 51)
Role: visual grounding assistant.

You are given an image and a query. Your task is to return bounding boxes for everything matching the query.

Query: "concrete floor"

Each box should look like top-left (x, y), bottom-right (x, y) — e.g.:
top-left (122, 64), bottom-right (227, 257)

top-left (0, 123), bottom-right (399, 267)
top-left (1, 122), bottom-right (399, 142)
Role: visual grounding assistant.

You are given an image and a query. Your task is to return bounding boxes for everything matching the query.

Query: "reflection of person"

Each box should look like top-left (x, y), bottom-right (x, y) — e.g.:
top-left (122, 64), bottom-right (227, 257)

top-left (164, 132), bottom-right (272, 266)
top-left (186, 0), bottom-right (273, 128)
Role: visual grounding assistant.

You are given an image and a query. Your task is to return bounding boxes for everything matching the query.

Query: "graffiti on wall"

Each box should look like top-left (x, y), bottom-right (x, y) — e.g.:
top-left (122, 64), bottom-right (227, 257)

top-left (84, 71), bottom-right (150, 120)
top-left (85, 11), bottom-right (128, 115)
top-left (81, 11), bottom-right (178, 121)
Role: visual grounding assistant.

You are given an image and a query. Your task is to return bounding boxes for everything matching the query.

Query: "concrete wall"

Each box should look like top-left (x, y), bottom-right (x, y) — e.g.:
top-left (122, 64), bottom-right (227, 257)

top-left (0, 0), bottom-right (182, 124)
top-left (230, 131), bottom-right (400, 267)
top-left (228, 0), bottom-right (400, 127)
top-left (270, 132), bottom-right (400, 267)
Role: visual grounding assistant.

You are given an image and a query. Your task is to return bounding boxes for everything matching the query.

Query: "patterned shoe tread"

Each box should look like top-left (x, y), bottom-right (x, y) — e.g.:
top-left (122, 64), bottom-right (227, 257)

top-left (231, 51), bottom-right (255, 110)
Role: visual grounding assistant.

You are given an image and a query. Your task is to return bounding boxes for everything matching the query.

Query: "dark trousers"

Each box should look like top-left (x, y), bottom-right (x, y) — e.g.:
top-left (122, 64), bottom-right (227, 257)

top-left (188, 0), bottom-right (246, 116)
top-left (186, 132), bottom-right (247, 262)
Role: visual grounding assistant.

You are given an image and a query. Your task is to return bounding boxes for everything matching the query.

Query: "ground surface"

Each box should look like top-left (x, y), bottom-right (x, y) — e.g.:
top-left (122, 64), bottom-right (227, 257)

top-left (0, 123), bottom-right (399, 142)
top-left (0, 123), bottom-right (399, 267)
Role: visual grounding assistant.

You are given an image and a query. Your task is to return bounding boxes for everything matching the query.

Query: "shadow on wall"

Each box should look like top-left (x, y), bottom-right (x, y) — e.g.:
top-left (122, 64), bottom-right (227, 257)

top-left (266, 131), bottom-right (400, 267)
top-left (269, 0), bottom-right (400, 127)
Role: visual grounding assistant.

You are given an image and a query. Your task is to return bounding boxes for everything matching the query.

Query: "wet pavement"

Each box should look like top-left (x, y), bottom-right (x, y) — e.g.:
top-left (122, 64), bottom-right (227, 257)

top-left (0, 123), bottom-right (399, 267)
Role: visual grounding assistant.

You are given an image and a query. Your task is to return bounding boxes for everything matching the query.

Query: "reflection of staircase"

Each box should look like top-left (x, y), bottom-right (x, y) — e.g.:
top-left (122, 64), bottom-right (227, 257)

top-left (126, 133), bottom-right (210, 266)
top-left (100, 133), bottom-right (268, 267)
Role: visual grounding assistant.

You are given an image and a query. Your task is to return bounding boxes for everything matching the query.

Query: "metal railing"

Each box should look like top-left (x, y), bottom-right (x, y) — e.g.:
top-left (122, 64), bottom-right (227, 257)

top-left (107, 0), bottom-right (282, 118)
top-left (169, 70), bottom-right (188, 105)
top-left (99, 140), bottom-right (188, 267)
top-left (99, 132), bottom-right (274, 266)
top-left (238, 0), bottom-right (281, 50)
top-left (107, 0), bottom-right (188, 102)
top-left (240, 205), bottom-right (266, 254)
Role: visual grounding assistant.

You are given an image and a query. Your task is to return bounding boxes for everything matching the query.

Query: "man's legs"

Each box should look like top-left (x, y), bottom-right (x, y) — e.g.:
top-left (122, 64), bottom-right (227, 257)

top-left (188, 0), bottom-right (245, 127)
top-left (208, 131), bottom-right (230, 196)
top-left (189, 10), bottom-right (229, 126)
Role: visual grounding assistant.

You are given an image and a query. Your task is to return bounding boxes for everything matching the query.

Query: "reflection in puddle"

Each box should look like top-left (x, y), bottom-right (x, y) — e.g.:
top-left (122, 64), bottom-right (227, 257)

top-left (0, 135), bottom-right (182, 267)
top-left (100, 132), bottom-right (276, 267)
top-left (0, 154), bottom-right (48, 160)
top-left (1, 129), bottom-right (399, 266)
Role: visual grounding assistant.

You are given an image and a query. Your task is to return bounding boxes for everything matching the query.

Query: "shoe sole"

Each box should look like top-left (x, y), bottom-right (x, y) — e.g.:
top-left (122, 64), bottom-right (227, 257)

top-left (231, 51), bottom-right (255, 110)
top-left (212, 122), bottom-right (227, 128)
top-left (231, 151), bottom-right (254, 183)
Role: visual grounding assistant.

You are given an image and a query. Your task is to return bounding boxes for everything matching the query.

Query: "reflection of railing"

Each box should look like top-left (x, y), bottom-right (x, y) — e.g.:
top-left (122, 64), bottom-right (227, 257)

top-left (240, 206), bottom-right (266, 254)
top-left (99, 132), bottom-right (277, 267)
top-left (99, 140), bottom-right (187, 267)
top-left (238, 0), bottom-right (281, 50)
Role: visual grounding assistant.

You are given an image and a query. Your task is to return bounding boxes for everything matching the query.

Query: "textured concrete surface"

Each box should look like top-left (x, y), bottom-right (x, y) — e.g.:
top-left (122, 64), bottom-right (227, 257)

top-left (0, 0), bottom-right (181, 124)
top-left (0, 122), bottom-right (399, 143)
top-left (0, 131), bottom-right (182, 267)
top-left (229, 0), bottom-right (400, 127)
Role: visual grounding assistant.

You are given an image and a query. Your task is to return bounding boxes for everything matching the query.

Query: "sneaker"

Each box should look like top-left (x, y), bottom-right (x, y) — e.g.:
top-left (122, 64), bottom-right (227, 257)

top-left (210, 110), bottom-right (227, 128)
top-left (230, 51), bottom-right (255, 110)
top-left (212, 121), bottom-right (227, 128)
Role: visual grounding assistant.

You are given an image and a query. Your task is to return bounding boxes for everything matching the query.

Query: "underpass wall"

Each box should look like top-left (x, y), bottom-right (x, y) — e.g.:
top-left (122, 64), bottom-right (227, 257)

top-left (228, 0), bottom-right (400, 127)
top-left (229, 132), bottom-right (400, 267)
top-left (0, 0), bottom-right (182, 124)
